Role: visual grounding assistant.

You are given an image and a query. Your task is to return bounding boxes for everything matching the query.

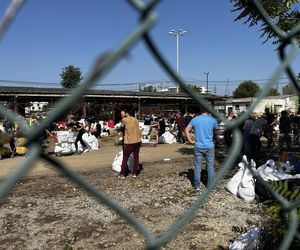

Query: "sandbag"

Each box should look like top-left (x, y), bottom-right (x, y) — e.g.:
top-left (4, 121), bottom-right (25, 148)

top-left (257, 160), bottom-right (300, 181)
top-left (112, 150), bottom-right (134, 172)
top-left (229, 227), bottom-right (261, 250)
top-left (225, 162), bottom-right (245, 196)
top-left (225, 156), bottom-right (256, 201)
top-left (237, 165), bottom-right (256, 201)
top-left (158, 131), bottom-right (177, 144)
top-left (82, 133), bottom-right (99, 150)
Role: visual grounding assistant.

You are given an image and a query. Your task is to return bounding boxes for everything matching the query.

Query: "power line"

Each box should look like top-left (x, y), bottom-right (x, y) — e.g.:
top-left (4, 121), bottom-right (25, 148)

top-left (0, 76), bottom-right (292, 88)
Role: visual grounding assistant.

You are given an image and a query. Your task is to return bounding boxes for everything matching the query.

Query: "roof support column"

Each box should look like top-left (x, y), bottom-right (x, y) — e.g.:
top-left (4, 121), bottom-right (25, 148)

top-left (13, 96), bottom-right (18, 114)
top-left (138, 98), bottom-right (141, 119)
top-left (83, 98), bottom-right (87, 119)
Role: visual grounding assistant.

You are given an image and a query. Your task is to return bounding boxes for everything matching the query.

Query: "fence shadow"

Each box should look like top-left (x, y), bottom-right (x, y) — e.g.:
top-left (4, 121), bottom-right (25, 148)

top-left (177, 147), bottom-right (194, 156)
top-left (179, 168), bottom-right (208, 187)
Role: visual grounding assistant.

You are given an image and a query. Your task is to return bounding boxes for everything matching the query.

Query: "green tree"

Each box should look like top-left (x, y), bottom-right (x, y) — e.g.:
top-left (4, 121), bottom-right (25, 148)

top-left (142, 85), bottom-right (156, 92)
top-left (179, 84), bottom-right (203, 93)
top-left (267, 88), bottom-right (280, 96)
top-left (233, 80), bottom-right (260, 98)
top-left (60, 65), bottom-right (83, 88)
top-left (231, 0), bottom-right (300, 44)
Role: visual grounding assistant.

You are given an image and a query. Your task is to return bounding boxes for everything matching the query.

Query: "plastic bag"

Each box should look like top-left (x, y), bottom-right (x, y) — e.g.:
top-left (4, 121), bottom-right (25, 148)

top-left (112, 150), bottom-right (134, 172)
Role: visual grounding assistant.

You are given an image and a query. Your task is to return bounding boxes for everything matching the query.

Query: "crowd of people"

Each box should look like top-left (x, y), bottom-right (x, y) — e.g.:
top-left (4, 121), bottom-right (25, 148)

top-left (0, 114), bottom-right (111, 157)
top-left (227, 108), bottom-right (300, 161)
top-left (1, 108), bottom-right (299, 192)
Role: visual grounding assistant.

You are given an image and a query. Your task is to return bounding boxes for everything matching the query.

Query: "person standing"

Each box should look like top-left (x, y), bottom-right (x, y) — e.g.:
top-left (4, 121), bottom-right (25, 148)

top-left (184, 107), bottom-right (219, 191)
top-left (278, 110), bottom-right (292, 150)
top-left (264, 108), bottom-right (276, 148)
top-left (66, 114), bottom-right (75, 128)
top-left (118, 110), bottom-right (142, 179)
top-left (293, 111), bottom-right (300, 147)
top-left (144, 114), bottom-right (153, 126)
top-left (74, 120), bottom-right (87, 154)
top-left (243, 113), bottom-right (256, 157)
top-left (3, 117), bottom-right (13, 132)
top-left (175, 112), bottom-right (186, 144)
top-left (249, 114), bottom-right (267, 160)
top-left (158, 116), bottom-right (166, 137)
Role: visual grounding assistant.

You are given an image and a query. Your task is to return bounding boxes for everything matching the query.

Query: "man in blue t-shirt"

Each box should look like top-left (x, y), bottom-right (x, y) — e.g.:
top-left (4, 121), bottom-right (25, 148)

top-left (185, 107), bottom-right (219, 191)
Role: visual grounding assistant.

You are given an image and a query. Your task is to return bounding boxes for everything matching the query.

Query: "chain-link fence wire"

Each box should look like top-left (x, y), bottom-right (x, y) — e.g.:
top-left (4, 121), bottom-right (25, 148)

top-left (0, 0), bottom-right (300, 249)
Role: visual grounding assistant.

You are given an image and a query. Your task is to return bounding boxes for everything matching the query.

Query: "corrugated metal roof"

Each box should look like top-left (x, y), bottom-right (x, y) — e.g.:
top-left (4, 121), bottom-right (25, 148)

top-left (0, 86), bottom-right (223, 100)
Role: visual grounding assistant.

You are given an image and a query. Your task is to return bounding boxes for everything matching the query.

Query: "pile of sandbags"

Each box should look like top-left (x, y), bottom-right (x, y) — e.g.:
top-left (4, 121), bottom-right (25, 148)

top-left (256, 159), bottom-right (300, 181)
top-left (226, 155), bottom-right (300, 202)
top-left (54, 131), bottom-right (99, 155)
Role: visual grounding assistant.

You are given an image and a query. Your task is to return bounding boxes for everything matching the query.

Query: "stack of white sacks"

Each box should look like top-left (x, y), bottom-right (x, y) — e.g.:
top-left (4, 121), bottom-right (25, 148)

top-left (139, 123), bottom-right (177, 144)
top-left (54, 131), bottom-right (99, 155)
top-left (226, 156), bottom-right (300, 250)
top-left (226, 155), bottom-right (300, 202)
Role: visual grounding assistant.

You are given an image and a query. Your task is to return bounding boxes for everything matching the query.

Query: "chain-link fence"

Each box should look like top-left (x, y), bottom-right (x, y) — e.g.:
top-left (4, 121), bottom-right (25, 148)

top-left (0, 0), bottom-right (299, 249)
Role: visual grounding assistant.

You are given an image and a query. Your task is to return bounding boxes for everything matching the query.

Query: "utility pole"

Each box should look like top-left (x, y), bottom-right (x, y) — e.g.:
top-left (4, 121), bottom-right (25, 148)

top-left (204, 72), bottom-right (209, 94)
top-left (169, 29), bottom-right (187, 93)
top-left (225, 78), bottom-right (229, 96)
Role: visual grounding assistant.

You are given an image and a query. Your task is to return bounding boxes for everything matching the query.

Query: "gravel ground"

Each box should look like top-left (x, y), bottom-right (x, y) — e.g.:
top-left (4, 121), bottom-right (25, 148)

top-left (0, 156), bottom-right (265, 250)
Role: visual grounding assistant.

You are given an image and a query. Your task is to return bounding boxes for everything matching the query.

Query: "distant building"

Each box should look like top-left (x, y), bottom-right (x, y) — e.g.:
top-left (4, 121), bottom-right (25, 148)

top-left (158, 85), bottom-right (207, 94)
top-left (214, 95), bottom-right (299, 116)
top-left (158, 86), bottom-right (177, 93)
top-left (25, 101), bottom-right (49, 114)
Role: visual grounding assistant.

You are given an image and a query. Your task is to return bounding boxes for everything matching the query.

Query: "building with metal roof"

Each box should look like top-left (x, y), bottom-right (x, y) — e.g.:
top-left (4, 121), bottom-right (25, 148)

top-left (0, 86), bottom-right (224, 122)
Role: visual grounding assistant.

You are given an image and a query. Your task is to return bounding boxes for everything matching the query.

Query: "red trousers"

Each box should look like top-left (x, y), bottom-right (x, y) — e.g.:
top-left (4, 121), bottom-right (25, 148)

top-left (120, 142), bottom-right (141, 176)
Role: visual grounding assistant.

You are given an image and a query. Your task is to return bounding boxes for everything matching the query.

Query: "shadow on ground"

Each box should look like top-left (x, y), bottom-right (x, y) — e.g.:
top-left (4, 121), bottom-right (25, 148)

top-left (179, 168), bottom-right (209, 187)
top-left (177, 147), bottom-right (194, 155)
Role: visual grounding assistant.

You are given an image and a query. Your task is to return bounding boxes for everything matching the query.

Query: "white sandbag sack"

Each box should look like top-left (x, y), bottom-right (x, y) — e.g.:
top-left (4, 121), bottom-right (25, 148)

top-left (229, 227), bottom-right (261, 250)
top-left (82, 133), bottom-right (99, 150)
top-left (141, 137), bottom-right (150, 143)
top-left (60, 148), bottom-right (74, 156)
top-left (257, 159), bottom-right (300, 181)
top-left (225, 161), bottom-right (245, 196)
top-left (237, 162), bottom-right (256, 201)
top-left (158, 131), bottom-right (177, 144)
top-left (140, 125), bottom-right (151, 136)
top-left (54, 145), bottom-right (64, 154)
top-left (54, 144), bottom-right (74, 155)
top-left (112, 150), bottom-right (134, 172)
top-left (67, 132), bottom-right (77, 143)
top-left (56, 131), bottom-right (70, 143)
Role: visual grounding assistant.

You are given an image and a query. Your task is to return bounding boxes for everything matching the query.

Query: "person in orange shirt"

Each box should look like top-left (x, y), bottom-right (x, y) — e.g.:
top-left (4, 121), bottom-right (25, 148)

top-left (118, 110), bottom-right (142, 179)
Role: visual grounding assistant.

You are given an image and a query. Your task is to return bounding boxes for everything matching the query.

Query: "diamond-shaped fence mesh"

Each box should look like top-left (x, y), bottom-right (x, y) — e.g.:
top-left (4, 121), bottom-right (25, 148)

top-left (0, 0), bottom-right (299, 249)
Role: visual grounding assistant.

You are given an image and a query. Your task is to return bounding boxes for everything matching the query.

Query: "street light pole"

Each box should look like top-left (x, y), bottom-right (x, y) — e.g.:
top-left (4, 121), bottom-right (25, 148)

top-left (169, 29), bottom-right (187, 93)
top-left (204, 72), bottom-right (210, 94)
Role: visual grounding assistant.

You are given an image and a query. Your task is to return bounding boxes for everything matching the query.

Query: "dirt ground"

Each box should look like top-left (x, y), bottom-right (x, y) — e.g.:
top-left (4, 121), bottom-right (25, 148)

top-left (0, 136), bottom-right (266, 249)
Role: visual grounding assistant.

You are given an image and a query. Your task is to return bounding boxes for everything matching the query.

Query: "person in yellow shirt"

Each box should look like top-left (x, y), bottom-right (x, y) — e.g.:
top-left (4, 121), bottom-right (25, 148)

top-left (118, 110), bottom-right (142, 179)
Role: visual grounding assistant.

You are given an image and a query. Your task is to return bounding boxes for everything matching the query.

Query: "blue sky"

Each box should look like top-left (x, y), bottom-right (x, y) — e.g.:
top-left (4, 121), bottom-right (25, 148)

top-left (0, 0), bottom-right (298, 95)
